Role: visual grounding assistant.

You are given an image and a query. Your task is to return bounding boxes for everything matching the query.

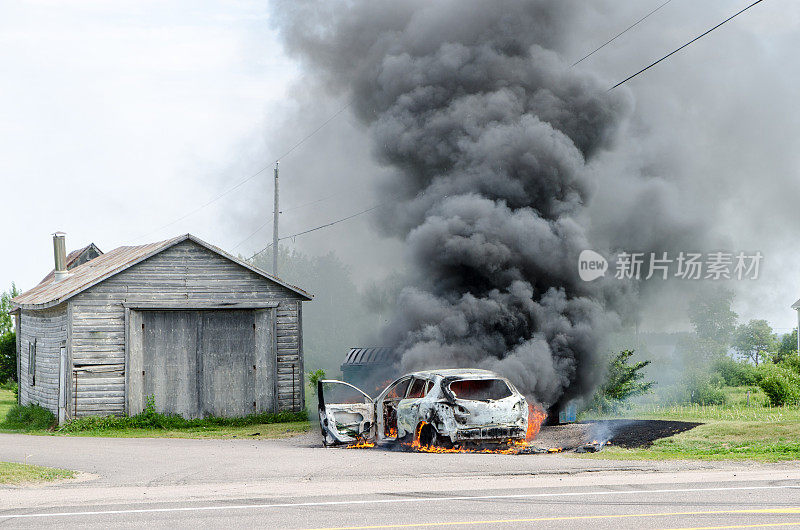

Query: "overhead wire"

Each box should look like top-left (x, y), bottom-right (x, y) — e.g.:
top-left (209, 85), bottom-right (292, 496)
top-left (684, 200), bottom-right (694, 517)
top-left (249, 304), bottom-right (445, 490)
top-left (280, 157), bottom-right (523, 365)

top-left (572, 0), bottom-right (674, 67)
top-left (230, 185), bottom-right (365, 252)
top-left (279, 187), bottom-right (357, 214)
top-left (246, 202), bottom-right (387, 261)
top-left (609, 0), bottom-right (766, 90)
top-left (130, 98), bottom-right (354, 242)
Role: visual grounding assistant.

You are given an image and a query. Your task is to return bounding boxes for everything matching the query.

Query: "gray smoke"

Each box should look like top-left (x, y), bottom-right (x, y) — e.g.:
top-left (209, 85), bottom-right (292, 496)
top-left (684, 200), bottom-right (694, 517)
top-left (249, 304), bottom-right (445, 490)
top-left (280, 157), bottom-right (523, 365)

top-left (271, 0), bottom-right (704, 408)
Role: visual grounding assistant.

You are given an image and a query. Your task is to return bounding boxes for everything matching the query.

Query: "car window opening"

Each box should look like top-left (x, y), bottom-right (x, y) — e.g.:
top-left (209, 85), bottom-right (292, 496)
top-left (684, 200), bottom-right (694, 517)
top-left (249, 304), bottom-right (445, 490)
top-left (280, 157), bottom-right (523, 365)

top-left (322, 382), bottom-right (370, 404)
top-left (386, 379), bottom-right (410, 400)
top-left (406, 378), bottom-right (428, 399)
top-left (449, 379), bottom-right (512, 401)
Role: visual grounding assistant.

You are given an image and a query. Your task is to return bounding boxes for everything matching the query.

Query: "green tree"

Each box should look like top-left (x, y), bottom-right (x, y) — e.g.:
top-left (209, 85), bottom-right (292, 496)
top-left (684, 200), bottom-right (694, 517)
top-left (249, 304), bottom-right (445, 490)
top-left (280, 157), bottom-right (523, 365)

top-left (601, 350), bottom-right (655, 400)
top-left (590, 350), bottom-right (655, 412)
top-left (0, 331), bottom-right (15, 382)
top-left (0, 283), bottom-right (19, 336)
top-left (733, 319), bottom-right (777, 366)
top-left (775, 329), bottom-right (798, 363)
top-left (687, 286), bottom-right (737, 361)
top-left (0, 283), bottom-right (19, 382)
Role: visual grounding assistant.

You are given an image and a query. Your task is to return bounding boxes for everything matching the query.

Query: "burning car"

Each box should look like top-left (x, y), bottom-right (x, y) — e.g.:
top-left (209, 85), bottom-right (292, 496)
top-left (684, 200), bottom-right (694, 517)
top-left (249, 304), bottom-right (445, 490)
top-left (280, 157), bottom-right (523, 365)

top-left (318, 369), bottom-right (529, 448)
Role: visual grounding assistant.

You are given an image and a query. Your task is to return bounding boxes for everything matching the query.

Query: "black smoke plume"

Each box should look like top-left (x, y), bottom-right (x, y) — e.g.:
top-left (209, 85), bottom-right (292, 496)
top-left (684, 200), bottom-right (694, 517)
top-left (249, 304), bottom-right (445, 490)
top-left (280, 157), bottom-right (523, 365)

top-left (273, 0), bottom-right (648, 408)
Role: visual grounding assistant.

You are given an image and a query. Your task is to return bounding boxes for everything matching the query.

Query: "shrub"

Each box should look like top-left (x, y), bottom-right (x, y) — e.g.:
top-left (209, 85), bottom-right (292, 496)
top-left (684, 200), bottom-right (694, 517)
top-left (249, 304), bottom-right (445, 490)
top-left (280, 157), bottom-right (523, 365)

top-left (0, 331), bottom-right (16, 383)
top-left (58, 403), bottom-right (309, 433)
top-left (687, 377), bottom-right (727, 405)
top-left (713, 357), bottom-right (760, 387)
top-left (587, 349), bottom-right (655, 413)
top-left (779, 355), bottom-right (800, 375)
top-left (758, 367), bottom-right (800, 406)
top-left (307, 369), bottom-right (326, 395)
top-left (3, 403), bottom-right (56, 430)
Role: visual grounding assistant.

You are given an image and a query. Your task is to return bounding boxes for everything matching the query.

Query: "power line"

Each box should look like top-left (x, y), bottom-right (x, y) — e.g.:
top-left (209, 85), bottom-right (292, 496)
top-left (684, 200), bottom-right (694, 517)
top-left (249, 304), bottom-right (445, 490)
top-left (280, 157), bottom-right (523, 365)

top-left (231, 218), bottom-right (272, 253)
top-left (230, 185), bottom-right (365, 252)
top-left (247, 202), bottom-right (386, 261)
top-left (609, 0), bottom-right (766, 90)
top-left (273, 100), bottom-right (353, 162)
top-left (131, 99), bottom-right (354, 242)
top-left (280, 186), bottom-right (357, 214)
top-left (133, 164), bottom-right (271, 243)
top-left (572, 0), bottom-right (674, 67)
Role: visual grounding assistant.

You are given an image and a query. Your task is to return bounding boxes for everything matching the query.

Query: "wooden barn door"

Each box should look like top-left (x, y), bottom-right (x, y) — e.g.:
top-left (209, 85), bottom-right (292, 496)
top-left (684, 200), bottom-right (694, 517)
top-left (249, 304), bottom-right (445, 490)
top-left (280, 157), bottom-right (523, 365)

top-left (142, 311), bottom-right (200, 418)
top-left (198, 310), bottom-right (256, 417)
top-left (130, 308), bottom-right (274, 418)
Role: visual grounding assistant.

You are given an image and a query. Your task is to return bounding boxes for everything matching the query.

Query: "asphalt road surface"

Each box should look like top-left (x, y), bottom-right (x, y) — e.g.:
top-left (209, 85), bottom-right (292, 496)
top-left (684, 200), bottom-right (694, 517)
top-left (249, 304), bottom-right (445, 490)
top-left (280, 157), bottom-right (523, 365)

top-left (1, 432), bottom-right (799, 529)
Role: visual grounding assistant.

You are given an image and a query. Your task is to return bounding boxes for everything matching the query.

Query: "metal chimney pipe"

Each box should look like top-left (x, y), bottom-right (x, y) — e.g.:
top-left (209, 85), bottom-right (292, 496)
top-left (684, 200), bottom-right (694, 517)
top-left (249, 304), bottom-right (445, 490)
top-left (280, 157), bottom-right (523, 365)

top-left (53, 232), bottom-right (68, 282)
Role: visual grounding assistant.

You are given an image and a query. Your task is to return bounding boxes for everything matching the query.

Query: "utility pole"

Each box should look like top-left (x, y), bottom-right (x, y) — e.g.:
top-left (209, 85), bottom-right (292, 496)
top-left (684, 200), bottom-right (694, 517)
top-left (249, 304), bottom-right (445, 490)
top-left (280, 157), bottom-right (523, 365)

top-left (273, 162), bottom-right (279, 276)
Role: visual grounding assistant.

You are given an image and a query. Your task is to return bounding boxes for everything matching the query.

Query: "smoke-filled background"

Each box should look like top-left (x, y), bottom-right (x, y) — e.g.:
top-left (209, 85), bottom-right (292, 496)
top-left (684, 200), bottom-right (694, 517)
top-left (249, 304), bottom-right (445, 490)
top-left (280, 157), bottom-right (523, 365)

top-left (3, 0), bottom-right (800, 406)
top-left (268, 0), bottom-right (722, 407)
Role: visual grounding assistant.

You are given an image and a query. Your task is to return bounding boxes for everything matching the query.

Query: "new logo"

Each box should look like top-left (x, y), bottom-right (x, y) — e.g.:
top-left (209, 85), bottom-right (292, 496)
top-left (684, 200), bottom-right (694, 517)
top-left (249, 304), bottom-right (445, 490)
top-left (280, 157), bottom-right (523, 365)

top-left (578, 250), bottom-right (608, 282)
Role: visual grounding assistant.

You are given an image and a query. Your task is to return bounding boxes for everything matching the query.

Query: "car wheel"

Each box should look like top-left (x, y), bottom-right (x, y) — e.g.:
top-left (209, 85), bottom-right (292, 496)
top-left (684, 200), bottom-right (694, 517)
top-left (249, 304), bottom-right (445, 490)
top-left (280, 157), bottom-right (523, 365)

top-left (417, 423), bottom-right (453, 449)
top-left (418, 423), bottom-right (435, 447)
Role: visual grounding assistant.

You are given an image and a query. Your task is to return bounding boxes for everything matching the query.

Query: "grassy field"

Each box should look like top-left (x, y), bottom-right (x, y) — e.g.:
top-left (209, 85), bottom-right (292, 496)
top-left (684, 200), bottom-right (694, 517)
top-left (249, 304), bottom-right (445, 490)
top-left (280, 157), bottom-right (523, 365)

top-left (581, 386), bottom-right (800, 461)
top-left (0, 388), bottom-right (312, 439)
top-left (0, 386), bottom-right (14, 421)
top-left (0, 462), bottom-right (74, 485)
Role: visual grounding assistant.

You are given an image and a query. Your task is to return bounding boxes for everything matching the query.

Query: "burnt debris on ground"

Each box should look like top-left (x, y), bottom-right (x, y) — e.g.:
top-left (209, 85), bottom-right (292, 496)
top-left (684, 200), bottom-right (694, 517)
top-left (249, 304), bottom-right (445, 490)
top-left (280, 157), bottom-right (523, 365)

top-left (327, 419), bottom-right (702, 453)
top-left (585, 420), bottom-right (702, 449)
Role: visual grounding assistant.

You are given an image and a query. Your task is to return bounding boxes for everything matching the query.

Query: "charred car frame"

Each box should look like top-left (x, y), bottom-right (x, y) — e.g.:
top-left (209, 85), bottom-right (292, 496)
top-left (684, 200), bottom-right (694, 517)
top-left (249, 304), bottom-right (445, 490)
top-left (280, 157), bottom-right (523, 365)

top-left (318, 369), bottom-right (529, 447)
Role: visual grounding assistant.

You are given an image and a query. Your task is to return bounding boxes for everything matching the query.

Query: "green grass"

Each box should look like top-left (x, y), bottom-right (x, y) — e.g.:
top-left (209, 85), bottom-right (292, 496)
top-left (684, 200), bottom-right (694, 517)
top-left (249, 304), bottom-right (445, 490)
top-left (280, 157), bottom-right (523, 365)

top-left (0, 388), bottom-right (311, 439)
top-left (56, 421), bottom-right (311, 439)
top-left (0, 461), bottom-right (74, 485)
top-left (0, 386), bottom-right (15, 420)
top-left (581, 386), bottom-right (800, 461)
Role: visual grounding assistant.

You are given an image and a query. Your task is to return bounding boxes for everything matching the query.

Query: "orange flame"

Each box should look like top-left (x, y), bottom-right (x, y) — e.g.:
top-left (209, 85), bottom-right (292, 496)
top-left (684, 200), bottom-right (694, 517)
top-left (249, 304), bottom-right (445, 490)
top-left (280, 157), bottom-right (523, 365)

top-left (526, 403), bottom-right (547, 442)
top-left (405, 420), bottom-right (536, 454)
top-left (348, 401), bottom-right (552, 454)
top-left (410, 421), bottom-right (426, 450)
top-left (346, 436), bottom-right (376, 449)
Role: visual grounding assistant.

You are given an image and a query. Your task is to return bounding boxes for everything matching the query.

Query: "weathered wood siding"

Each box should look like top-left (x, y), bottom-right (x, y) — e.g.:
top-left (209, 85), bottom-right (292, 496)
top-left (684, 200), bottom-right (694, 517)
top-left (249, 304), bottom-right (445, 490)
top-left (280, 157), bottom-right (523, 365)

top-left (18, 305), bottom-right (67, 414)
top-left (68, 239), bottom-right (305, 417)
top-left (276, 300), bottom-right (303, 411)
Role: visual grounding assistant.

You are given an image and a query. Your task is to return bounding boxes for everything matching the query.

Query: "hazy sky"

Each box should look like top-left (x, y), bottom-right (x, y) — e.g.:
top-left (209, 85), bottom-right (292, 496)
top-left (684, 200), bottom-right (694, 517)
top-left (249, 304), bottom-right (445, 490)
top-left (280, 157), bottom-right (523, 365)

top-left (2, 0), bottom-right (799, 332)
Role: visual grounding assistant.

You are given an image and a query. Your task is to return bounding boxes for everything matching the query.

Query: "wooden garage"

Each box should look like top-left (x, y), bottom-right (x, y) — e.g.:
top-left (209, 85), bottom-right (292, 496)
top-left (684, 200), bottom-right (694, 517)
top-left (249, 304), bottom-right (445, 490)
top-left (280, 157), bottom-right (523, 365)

top-left (11, 233), bottom-right (312, 423)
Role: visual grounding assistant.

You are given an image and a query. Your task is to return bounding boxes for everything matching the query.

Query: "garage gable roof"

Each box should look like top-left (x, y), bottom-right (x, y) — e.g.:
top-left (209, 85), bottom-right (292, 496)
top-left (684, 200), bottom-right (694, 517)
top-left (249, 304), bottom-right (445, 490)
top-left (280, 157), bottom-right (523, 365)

top-left (12, 234), bottom-right (312, 310)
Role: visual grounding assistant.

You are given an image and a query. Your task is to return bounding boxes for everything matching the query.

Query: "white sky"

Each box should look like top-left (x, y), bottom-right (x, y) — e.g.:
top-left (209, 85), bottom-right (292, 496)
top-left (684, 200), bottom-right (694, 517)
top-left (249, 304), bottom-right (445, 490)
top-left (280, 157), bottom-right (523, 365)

top-left (1, 0), bottom-right (301, 281)
top-left (2, 0), bottom-right (799, 333)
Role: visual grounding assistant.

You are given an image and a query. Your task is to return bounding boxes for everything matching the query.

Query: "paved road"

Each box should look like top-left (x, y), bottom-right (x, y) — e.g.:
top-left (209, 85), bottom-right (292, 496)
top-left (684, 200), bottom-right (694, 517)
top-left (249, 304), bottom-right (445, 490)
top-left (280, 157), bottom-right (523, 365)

top-left (1, 433), bottom-right (799, 528)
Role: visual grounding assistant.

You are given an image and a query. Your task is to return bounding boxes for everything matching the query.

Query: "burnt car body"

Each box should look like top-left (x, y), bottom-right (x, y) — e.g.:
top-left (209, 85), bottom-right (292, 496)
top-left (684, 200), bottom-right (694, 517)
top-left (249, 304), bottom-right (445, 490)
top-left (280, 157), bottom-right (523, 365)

top-left (318, 369), bottom-right (529, 447)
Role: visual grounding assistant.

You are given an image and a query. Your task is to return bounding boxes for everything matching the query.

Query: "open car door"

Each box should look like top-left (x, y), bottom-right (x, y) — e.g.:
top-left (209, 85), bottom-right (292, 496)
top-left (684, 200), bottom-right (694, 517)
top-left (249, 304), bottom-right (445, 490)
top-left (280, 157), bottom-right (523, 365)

top-left (318, 380), bottom-right (376, 446)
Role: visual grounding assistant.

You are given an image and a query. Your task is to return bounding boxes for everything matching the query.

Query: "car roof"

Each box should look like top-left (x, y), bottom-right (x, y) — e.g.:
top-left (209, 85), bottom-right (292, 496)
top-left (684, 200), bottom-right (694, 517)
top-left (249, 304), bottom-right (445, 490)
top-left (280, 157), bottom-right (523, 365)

top-left (407, 368), bottom-right (504, 379)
